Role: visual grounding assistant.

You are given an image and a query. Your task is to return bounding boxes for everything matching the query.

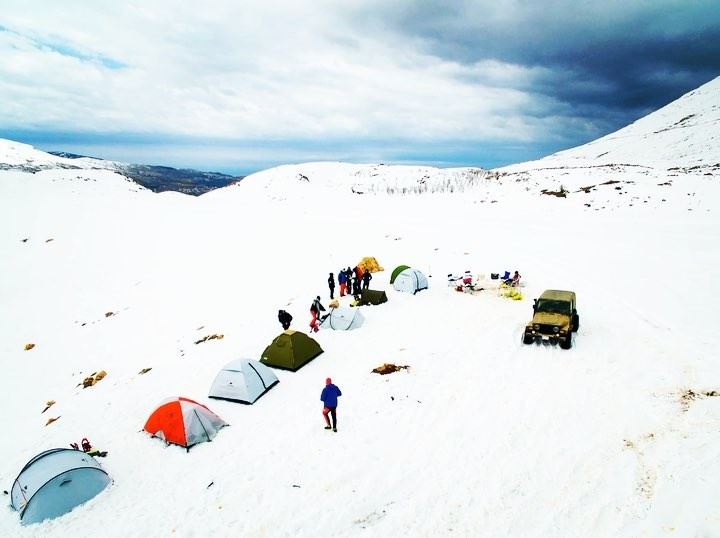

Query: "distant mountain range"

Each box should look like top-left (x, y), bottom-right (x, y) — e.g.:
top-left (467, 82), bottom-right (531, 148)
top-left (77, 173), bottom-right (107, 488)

top-left (48, 151), bottom-right (241, 195)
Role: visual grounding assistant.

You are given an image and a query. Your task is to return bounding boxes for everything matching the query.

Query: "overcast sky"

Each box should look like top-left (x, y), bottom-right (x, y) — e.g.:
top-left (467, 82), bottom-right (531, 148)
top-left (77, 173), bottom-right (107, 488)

top-left (1, 1), bottom-right (718, 174)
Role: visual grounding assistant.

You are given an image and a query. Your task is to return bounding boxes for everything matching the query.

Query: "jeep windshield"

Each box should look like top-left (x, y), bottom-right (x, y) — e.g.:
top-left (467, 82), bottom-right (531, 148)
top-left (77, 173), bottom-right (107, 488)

top-left (536, 299), bottom-right (571, 314)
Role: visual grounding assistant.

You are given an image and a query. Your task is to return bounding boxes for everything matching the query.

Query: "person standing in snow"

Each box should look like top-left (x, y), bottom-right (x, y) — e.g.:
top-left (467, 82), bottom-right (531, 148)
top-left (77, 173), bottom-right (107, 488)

top-left (320, 377), bottom-right (342, 432)
top-left (310, 296), bottom-right (326, 332)
top-left (328, 272), bottom-right (336, 299)
top-left (362, 269), bottom-right (372, 290)
top-left (338, 269), bottom-right (347, 297)
top-left (278, 309), bottom-right (293, 331)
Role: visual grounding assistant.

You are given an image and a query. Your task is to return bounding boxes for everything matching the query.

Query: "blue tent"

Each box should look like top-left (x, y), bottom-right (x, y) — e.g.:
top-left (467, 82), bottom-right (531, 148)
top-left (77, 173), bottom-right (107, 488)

top-left (11, 448), bottom-right (111, 525)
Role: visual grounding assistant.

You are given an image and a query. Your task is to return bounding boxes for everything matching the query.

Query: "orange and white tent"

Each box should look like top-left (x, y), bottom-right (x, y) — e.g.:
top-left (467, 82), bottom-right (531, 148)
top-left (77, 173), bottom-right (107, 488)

top-left (143, 397), bottom-right (227, 449)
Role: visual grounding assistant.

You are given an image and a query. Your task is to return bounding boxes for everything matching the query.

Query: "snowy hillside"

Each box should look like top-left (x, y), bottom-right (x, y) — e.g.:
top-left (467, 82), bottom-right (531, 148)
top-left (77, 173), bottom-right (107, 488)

top-left (0, 139), bottom-right (237, 195)
top-left (0, 138), bottom-right (124, 175)
top-left (503, 76), bottom-right (720, 171)
top-left (493, 77), bottom-right (720, 212)
top-left (1, 78), bottom-right (720, 537)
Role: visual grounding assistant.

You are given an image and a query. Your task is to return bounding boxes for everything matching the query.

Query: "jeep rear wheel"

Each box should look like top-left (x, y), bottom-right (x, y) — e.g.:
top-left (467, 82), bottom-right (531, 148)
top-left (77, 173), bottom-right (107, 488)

top-left (572, 314), bottom-right (580, 332)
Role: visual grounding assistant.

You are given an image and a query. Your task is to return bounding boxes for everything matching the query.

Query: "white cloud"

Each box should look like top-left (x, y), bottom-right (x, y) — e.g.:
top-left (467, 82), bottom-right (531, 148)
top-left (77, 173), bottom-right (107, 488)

top-left (0, 0), bottom-right (586, 145)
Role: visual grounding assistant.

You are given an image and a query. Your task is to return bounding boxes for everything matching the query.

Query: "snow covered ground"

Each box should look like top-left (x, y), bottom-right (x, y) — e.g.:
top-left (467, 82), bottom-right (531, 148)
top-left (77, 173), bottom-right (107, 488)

top-left (1, 77), bottom-right (719, 537)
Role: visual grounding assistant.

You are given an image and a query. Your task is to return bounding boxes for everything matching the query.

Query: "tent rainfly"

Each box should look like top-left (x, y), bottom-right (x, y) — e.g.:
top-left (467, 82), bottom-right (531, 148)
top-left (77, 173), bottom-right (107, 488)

top-left (144, 397), bottom-right (227, 449)
top-left (209, 359), bottom-right (279, 404)
top-left (393, 268), bottom-right (429, 294)
top-left (390, 265), bottom-right (410, 284)
top-left (260, 330), bottom-right (323, 371)
top-left (11, 448), bottom-right (111, 525)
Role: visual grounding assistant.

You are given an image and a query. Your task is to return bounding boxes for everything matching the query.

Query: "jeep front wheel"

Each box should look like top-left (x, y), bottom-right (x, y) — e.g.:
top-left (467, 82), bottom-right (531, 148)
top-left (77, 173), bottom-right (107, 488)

top-left (560, 334), bottom-right (572, 349)
top-left (523, 333), bottom-right (533, 345)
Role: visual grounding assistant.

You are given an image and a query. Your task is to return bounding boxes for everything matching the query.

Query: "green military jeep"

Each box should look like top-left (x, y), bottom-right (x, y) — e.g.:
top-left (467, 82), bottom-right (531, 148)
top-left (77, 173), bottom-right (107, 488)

top-left (523, 290), bottom-right (579, 349)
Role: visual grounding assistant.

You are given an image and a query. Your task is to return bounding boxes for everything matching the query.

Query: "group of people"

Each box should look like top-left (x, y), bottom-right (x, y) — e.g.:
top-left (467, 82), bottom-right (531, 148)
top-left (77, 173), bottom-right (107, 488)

top-left (329, 265), bottom-right (372, 299)
top-left (276, 265), bottom-right (376, 336)
top-left (273, 263), bottom-right (376, 433)
top-left (284, 264), bottom-right (523, 435)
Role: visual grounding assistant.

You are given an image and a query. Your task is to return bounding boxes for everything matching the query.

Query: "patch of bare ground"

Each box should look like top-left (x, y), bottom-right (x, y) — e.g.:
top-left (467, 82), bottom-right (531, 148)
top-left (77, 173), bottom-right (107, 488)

top-left (679, 389), bottom-right (720, 411)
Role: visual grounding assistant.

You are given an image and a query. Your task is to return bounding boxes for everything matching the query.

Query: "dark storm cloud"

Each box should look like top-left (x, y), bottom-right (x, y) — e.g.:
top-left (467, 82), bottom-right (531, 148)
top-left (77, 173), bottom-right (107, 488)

top-left (354, 0), bottom-right (720, 122)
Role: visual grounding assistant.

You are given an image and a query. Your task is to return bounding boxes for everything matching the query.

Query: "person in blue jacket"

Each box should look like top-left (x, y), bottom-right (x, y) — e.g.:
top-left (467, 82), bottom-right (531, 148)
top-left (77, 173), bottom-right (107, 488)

top-left (321, 377), bottom-right (342, 432)
top-left (338, 269), bottom-right (348, 297)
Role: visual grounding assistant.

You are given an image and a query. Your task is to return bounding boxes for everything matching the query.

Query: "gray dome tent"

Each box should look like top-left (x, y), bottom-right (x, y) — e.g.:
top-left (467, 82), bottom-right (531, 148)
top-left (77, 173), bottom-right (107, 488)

top-left (324, 307), bottom-right (364, 330)
top-left (209, 359), bottom-right (279, 404)
top-left (11, 448), bottom-right (111, 525)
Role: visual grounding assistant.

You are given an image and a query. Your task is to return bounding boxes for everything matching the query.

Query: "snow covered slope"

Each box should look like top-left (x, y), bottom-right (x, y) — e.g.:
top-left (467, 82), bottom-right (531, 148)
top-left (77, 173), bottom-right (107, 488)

top-left (0, 138), bottom-right (118, 173)
top-left (1, 78), bottom-right (719, 537)
top-left (483, 76), bottom-right (720, 213)
top-left (504, 76), bottom-right (720, 171)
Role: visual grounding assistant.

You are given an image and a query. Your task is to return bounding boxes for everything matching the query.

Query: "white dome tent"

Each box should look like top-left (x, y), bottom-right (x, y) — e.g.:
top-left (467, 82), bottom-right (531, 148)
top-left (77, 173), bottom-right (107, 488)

top-left (208, 359), bottom-right (279, 404)
top-left (393, 268), bottom-right (429, 294)
top-left (324, 307), bottom-right (365, 330)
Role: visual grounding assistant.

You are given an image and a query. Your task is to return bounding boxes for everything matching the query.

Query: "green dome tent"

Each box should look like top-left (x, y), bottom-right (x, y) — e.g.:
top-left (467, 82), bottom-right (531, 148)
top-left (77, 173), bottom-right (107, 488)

top-left (390, 265), bottom-right (410, 284)
top-left (260, 330), bottom-right (323, 371)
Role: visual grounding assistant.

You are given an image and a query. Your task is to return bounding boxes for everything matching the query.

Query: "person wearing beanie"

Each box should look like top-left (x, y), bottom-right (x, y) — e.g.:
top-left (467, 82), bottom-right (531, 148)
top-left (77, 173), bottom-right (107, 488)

top-left (362, 269), bottom-right (372, 290)
top-left (278, 309), bottom-right (293, 331)
top-left (327, 272), bottom-right (336, 299)
top-left (320, 377), bottom-right (342, 432)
